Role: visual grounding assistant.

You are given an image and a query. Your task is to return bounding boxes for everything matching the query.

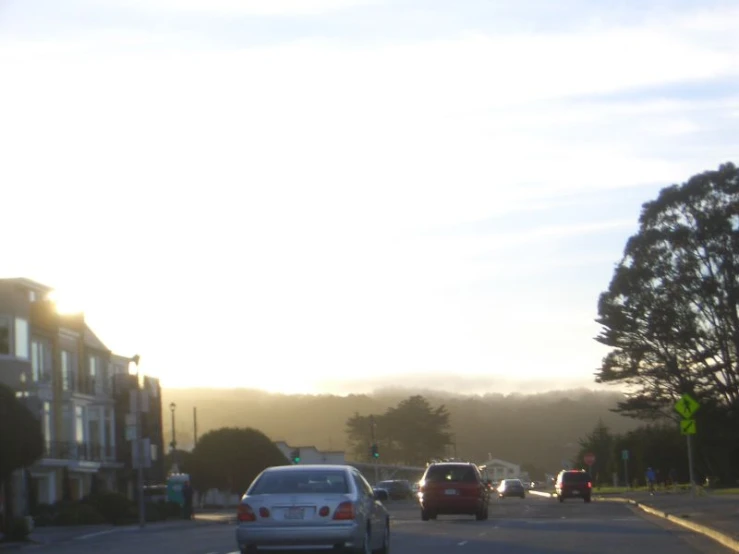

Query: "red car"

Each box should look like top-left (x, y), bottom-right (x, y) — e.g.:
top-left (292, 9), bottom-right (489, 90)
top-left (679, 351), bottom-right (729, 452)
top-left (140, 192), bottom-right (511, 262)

top-left (418, 462), bottom-right (490, 521)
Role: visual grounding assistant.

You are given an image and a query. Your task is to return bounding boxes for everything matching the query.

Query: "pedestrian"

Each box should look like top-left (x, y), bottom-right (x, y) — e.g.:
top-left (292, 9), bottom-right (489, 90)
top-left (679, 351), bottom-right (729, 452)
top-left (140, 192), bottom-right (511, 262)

top-left (645, 467), bottom-right (656, 495)
top-left (182, 481), bottom-right (194, 520)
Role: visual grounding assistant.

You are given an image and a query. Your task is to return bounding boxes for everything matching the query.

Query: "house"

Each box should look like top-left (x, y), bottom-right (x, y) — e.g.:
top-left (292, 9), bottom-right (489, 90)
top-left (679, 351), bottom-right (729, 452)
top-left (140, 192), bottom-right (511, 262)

top-left (273, 441), bottom-right (346, 465)
top-left (478, 456), bottom-right (522, 482)
top-left (0, 278), bottom-right (163, 513)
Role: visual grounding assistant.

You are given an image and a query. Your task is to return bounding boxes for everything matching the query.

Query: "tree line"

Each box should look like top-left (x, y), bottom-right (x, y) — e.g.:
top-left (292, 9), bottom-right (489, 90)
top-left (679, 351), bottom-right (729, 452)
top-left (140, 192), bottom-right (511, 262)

top-left (593, 162), bottom-right (739, 485)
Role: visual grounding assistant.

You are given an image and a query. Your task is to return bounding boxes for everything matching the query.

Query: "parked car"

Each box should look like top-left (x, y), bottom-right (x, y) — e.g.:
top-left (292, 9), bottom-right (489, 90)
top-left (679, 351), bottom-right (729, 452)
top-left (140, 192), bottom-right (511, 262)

top-left (554, 470), bottom-right (592, 503)
top-left (235, 464), bottom-right (390, 553)
top-left (376, 480), bottom-right (413, 500)
top-left (417, 462), bottom-right (490, 521)
top-left (497, 479), bottom-right (526, 499)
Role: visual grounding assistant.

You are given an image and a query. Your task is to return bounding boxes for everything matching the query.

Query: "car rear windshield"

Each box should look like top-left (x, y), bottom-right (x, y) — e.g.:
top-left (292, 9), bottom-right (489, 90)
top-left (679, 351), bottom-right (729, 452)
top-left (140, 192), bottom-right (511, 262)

top-left (562, 472), bottom-right (591, 483)
top-left (425, 465), bottom-right (478, 483)
top-left (249, 470), bottom-right (349, 495)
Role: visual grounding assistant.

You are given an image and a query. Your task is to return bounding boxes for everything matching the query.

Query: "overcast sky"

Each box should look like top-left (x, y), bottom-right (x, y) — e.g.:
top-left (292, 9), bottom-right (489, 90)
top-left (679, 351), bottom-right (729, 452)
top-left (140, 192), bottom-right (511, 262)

top-left (1, 0), bottom-right (737, 394)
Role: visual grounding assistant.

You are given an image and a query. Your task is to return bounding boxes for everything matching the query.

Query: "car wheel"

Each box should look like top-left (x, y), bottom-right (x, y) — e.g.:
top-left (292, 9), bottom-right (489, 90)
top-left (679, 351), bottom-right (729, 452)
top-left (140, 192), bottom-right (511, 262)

top-left (584, 496), bottom-right (591, 503)
top-left (558, 496), bottom-right (564, 503)
top-left (520, 494), bottom-right (525, 499)
top-left (421, 509), bottom-right (430, 521)
top-left (373, 521), bottom-right (390, 554)
top-left (483, 506), bottom-right (489, 521)
top-left (475, 508), bottom-right (486, 521)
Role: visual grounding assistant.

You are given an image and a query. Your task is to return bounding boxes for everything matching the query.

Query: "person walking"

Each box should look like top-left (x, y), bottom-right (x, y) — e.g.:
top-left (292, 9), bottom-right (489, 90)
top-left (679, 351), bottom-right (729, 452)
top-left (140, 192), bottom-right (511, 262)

top-left (645, 467), bottom-right (656, 495)
top-left (182, 481), bottom-right (194, 520)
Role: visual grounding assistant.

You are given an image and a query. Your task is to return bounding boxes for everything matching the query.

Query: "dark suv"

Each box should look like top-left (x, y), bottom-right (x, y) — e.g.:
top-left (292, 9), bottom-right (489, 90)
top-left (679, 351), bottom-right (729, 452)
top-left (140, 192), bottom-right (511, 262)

top-left (418, 462), bottom-right (490, 521)
top-left (555, 470), bottom-right (592, 503)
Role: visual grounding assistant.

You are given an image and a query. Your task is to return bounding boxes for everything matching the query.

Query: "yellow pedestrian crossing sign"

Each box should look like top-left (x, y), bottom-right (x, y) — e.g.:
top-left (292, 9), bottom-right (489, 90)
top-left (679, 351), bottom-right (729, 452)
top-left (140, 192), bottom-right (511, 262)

top-left (674, 393), bottom-right (700, 419)
top-left (680, 419), bottom-right (696, 435)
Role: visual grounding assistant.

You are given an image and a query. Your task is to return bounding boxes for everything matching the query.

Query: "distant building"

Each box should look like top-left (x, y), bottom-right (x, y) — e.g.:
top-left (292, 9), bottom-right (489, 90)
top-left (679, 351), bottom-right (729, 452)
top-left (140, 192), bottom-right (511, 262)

top-left (0, 278), bottom-right (164, 513)
top-left (273, 441), bottom-right (346, 465)
top-left (479, 457), bottom-right (521, 481)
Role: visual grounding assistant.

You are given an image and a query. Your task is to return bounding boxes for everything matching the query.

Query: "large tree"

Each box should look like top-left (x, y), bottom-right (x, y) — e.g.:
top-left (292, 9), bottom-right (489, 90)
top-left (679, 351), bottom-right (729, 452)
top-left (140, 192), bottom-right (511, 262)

top-left (595, 162), bottom-right (739, 481)
top-left (188, 427), bottom-right (288, 495)
top-left (345, 395), bottom-right (452, 466)
top-left (0, 384), bottom-right (44, 532)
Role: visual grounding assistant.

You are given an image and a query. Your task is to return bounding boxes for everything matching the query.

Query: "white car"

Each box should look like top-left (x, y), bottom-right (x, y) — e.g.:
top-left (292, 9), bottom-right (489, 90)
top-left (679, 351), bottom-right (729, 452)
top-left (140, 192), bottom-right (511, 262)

top-left (235, 464), bottom-right (390, 554)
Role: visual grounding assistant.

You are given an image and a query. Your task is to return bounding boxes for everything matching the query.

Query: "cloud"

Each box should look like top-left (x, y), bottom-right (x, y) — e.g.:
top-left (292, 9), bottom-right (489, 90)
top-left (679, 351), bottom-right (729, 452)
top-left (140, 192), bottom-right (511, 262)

top-left (0, 1), bottom-right (737, 393)
top-left (98, 0), bottom-right (383, 17)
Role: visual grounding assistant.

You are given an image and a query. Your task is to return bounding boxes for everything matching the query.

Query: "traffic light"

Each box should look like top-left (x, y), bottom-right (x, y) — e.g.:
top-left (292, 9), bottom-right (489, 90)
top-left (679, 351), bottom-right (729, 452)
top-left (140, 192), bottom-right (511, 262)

top-left (371, 444), bottom-right (379, 459)
top-left (291, 448), bottom-right (301, 464)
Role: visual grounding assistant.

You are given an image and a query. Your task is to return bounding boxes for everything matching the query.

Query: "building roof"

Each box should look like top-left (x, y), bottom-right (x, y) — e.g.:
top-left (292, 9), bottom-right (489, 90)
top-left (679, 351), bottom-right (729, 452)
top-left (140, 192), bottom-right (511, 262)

top-left (84, 324), bottom-right (110, 352)
top-left (0, 277), bottom-right (54, 293)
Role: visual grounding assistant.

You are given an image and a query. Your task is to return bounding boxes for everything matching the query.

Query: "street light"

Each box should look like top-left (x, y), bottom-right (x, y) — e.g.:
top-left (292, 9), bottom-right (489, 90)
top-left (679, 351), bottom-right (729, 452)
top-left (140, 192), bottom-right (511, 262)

top-left (131, 355), bottom-right (145, 529)
top-left (169, 403), bottom-right (177, 471)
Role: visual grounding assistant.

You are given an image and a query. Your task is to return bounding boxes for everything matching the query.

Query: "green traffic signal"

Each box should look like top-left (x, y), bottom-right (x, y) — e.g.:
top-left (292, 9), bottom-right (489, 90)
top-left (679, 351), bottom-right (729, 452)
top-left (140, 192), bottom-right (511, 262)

top-left (371, 444), bottom-right (379, 458)
top-left (291, 448), bottom-right (301, 464)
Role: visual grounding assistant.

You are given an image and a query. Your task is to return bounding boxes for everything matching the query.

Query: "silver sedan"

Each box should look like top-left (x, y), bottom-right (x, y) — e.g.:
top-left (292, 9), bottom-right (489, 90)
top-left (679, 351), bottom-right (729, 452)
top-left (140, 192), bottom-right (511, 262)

top-left (235, 464), bottom-right (390, 554)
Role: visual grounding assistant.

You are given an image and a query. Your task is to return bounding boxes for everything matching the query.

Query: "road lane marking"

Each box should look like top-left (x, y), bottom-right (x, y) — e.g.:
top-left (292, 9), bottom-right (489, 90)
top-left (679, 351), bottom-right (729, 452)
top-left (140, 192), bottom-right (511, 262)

top-left (458, 541), bottom-right (468, 546)
top-left (75, 528), bottom-right (120, 540)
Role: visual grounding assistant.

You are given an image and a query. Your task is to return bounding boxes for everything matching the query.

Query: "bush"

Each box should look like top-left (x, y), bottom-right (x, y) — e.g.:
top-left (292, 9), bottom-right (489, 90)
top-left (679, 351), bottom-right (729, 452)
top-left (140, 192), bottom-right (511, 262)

top-left (6, 518), bottom-right (31, 541)
top-left (54, 502), bottom-right (106, 526)
top-left (31, 503), bottom-right (56, 527)
top-left (84, 492), bottom-right (133, 525)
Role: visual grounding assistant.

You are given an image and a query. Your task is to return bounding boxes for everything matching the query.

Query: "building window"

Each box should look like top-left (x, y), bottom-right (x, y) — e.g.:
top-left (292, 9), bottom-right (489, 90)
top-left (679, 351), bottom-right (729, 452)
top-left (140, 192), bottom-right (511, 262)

top-left (14, 318), bottom-right (29, 359)
top-left (31, 339), bottom-right (53, 383)
top-left (0, 316), bottom-right (9, 355)
top-left (75, 405), bottom-right (85, 443)
top-left (43, 401), bottom-right (52, 448)
top-left (61, 351), bottom-right (71, 391)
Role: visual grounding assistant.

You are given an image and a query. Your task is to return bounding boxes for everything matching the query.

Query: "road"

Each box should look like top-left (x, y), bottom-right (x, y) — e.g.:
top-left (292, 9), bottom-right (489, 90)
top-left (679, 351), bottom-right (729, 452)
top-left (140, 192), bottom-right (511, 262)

top-left (20, 495), bottom-right (733, 554)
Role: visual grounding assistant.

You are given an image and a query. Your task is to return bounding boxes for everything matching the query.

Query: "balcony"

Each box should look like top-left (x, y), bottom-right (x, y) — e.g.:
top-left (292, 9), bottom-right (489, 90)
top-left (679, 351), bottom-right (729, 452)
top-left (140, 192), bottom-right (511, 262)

top-left (43, 441), bottom-right (116, 462)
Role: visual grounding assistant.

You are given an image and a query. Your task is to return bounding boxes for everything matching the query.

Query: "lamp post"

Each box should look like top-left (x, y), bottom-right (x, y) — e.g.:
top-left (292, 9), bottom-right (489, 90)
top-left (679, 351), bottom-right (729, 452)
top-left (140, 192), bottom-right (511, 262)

top-left (131, 355), bottom-right (145, 529)
top-left (169, 403), bottom-right (177, 471)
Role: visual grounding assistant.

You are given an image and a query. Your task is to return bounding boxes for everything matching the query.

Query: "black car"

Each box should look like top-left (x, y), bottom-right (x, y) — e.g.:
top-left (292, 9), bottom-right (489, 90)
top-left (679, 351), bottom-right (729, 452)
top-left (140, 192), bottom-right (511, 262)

top-left (376, 479), bottom-right (413, 500)
top-left (555, 470), bottom-right (592, 503)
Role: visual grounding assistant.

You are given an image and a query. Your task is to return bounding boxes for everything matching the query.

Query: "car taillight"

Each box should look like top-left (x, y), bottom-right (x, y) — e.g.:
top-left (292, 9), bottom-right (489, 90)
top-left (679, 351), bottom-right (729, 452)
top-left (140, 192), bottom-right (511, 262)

top-left (333, 501), bottom-right (355, 520)
top-left (259, 507), bottom-right (270, 518)
top-left (237, 504), bottom-right (256, 522)
top-left (319, 506), bottom-right (330, 517)
top-left (587, 482), bottom-right (592, 489)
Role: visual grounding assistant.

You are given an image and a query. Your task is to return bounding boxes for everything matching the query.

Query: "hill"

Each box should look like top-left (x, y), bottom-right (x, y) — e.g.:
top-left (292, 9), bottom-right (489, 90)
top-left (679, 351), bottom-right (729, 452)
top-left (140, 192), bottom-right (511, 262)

top-left (160, 387), bottom-right (637, 474)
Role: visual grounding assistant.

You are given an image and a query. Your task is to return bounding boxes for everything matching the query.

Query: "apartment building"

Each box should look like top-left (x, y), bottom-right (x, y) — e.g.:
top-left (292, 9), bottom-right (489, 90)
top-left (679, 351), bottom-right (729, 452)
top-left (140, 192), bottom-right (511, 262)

top-left (0, 278), bottom-right (162, 512)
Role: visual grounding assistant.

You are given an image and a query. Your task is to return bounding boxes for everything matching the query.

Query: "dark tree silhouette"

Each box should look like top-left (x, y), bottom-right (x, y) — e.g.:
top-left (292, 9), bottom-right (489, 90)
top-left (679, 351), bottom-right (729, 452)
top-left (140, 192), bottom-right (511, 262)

top-left (0, 384), bottom-right (44, 532)
top-left (189, 427), bottom-right (288, 495)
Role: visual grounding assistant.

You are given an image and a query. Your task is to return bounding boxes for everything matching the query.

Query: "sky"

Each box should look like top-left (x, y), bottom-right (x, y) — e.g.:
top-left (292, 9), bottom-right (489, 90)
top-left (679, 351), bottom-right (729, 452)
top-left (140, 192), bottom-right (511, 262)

top-left (1, 0), bottom-right (738, 395)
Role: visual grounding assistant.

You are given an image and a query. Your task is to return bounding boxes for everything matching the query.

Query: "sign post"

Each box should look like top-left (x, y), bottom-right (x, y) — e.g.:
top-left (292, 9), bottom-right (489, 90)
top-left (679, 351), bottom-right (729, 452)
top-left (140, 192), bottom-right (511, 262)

top-left (674, 393), bottom-right (700, 498)
top-left (584, 453), bottom-right (595, 478)
top-left (621, 449), bottom-right (629, 489)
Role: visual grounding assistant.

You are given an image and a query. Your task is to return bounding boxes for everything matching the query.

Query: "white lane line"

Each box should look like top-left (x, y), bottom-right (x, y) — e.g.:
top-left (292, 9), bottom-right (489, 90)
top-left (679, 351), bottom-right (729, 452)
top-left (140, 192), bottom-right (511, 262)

top-left (75, 528), bottom-right (120, 540)
top-left (458, 540), bottom-right (468, 546)
top-left (478, 531), bottom-right (488, 536)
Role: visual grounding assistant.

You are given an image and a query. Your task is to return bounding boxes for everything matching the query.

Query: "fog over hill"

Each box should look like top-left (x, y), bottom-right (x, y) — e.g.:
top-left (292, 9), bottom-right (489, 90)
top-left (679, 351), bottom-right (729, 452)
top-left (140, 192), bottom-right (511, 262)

top-left (161, 387), bottom-right (637, 475)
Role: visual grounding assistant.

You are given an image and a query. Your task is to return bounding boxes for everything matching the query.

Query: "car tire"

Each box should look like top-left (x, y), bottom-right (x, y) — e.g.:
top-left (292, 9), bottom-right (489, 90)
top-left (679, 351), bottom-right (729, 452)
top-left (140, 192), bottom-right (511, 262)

top-left (373, 521), bottom-right (390, 554)
top-left (558, 495), bottom-right (564, 503)
top-left (584, 496), bottom-right (591, 503)
top-left (421, 509), bottom-right (430, 521)
top-left (520, 494), bottom-right (525, 499)
top-left (475, 508), bottom-right (485, 521)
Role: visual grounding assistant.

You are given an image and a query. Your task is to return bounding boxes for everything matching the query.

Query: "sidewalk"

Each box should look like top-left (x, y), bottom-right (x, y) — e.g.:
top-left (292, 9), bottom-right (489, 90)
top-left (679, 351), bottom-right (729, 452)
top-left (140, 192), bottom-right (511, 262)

top-left (0, 511), bottom-right (233, 550)
top-left (600, 490), bottom-right (739, 548)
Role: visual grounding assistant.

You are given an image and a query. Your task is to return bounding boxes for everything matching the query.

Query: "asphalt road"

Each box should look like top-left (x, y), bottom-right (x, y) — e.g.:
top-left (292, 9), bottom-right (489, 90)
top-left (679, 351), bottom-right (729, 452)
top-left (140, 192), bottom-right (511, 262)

top-left (19, 495), bottom-right (733, 554)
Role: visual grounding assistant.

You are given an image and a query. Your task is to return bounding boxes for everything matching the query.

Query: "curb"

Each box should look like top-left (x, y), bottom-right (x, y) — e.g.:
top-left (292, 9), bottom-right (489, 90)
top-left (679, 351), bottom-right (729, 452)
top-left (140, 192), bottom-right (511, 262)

top-left (601, 497), bottom-right (739, 553)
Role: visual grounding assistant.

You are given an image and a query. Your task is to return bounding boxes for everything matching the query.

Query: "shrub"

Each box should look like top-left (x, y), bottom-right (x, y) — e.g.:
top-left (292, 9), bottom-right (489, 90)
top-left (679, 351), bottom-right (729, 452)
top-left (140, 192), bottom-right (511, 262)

top-left (164, 501), bottom-right (182, 519)
top-left (54, 502), bottom-right (106, 526)
top-left (84, 492), bottom-right (133, 524)
top-left (6, 518), bottom-right (31, 541)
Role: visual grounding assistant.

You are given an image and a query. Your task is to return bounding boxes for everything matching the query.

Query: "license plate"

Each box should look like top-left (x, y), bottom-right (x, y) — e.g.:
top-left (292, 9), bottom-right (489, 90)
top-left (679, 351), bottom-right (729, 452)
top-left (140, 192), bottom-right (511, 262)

top-left (572, 490), bottom-right (579, 495)
top-left (285, 507), bottom-right (304, 519)
top-left (445, 489), bottom-right (458, 495)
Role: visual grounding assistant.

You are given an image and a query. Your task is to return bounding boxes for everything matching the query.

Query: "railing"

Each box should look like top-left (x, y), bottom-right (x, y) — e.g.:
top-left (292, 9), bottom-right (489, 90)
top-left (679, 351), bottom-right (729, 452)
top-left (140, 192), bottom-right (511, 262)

top-left (43, 441), bottom-right (116, 462)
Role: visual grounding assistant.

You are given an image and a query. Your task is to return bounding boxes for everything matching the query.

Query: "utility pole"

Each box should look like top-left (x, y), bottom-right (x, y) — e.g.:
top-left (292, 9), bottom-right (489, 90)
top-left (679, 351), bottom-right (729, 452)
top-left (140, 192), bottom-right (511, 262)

top-left (169, 403), bottom-right (177, 471)
top-left (193, 407), bottom-right (198, 447)
top-left (131, 355), bottom-right (145, 529)
top-left (370, 415), bottom-right (378, 485)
